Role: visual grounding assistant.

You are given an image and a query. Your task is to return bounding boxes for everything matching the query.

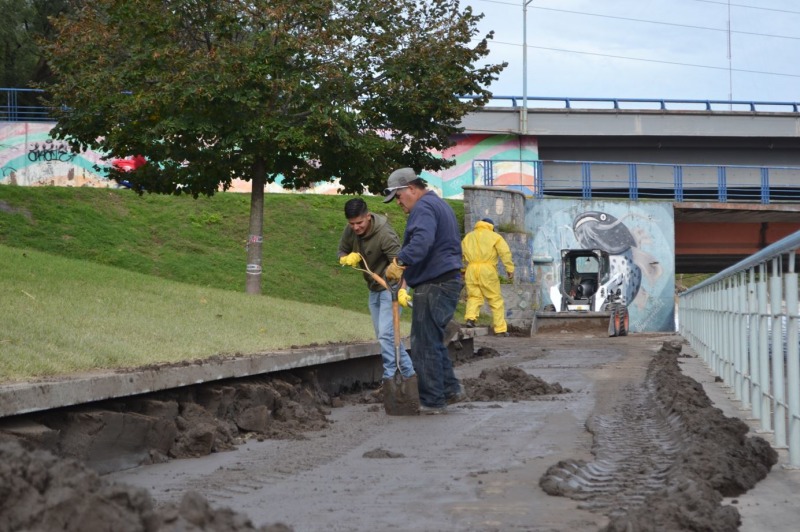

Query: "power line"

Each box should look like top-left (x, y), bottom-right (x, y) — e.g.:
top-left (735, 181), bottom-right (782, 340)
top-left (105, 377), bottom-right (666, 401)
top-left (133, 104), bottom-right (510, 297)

top-left (487, 39), bottom-right (800, 79)
top-left (691, 0), bottom-right (800, 16)
top-left (476, 0), bottom-right (800, 17)
top-left (472, 1), bottom-right (800, 80)
top-left (473, 0), bottom-right (800, 41)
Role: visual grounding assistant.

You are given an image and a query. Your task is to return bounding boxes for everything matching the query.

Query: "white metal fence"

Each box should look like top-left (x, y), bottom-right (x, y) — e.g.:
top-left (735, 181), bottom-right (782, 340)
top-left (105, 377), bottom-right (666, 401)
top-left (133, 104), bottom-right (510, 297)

top-left (678, 230), bottom-right (800, 466)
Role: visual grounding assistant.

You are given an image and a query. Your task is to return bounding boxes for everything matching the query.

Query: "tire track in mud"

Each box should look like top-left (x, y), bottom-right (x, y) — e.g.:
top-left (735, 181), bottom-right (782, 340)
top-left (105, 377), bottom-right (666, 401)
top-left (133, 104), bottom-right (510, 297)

top-left (146, 406), bottom-right (390, 505)
top-left (540, 340), bottom-right (778, 531)
top-left (541, 381), bottom-right (685, 517)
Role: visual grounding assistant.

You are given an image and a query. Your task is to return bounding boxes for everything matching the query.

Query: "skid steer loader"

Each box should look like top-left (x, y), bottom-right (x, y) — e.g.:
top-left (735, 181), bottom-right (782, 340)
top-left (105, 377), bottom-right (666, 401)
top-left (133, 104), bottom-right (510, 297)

top-left (534, 249), bottom-right (629, 336)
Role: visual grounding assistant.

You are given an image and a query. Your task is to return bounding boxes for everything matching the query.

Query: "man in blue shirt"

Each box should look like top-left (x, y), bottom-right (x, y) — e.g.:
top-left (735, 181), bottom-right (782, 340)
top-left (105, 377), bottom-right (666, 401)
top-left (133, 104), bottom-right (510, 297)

top-left (384, 168), bottom-right (467, 414)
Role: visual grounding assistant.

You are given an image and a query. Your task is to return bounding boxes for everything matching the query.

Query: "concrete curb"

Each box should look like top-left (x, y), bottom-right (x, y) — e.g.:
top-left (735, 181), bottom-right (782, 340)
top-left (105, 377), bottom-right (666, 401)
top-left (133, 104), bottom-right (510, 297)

top-left (0, 327), bottom-right (493, 419)
top-left (0, 341), bottom-right (382, 418)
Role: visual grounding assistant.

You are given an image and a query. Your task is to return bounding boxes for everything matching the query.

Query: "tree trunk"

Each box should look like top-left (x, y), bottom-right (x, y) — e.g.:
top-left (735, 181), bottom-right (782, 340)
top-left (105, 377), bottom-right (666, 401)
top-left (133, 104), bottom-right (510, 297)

top-left (245, 158), bottom-right (266, 295)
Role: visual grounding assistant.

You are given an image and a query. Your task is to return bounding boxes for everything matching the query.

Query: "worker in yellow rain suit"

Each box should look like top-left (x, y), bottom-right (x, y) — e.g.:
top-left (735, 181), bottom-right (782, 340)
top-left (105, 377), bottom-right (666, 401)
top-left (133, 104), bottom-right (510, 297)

top-left (462, 218), bottom-right (515, 336)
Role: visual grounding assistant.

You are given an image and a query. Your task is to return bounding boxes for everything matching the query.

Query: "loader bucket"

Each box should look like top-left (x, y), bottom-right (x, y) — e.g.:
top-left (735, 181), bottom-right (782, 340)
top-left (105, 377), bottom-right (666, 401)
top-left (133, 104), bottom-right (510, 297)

top-left (532, 311), bottom-right (613, 335)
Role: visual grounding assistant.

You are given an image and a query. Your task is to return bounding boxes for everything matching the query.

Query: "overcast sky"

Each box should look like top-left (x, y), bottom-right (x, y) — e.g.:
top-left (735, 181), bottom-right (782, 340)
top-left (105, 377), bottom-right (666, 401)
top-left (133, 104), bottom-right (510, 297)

top-left (466, 0), bottom-right (800, 105)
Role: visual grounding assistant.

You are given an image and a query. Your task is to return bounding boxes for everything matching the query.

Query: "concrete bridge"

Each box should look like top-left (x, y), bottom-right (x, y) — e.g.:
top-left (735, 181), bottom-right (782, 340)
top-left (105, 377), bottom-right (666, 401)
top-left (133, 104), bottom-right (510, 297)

top-left (452, 97), bottom-right (800, 289)
top-left (3, 90), bottom-right (800, 296)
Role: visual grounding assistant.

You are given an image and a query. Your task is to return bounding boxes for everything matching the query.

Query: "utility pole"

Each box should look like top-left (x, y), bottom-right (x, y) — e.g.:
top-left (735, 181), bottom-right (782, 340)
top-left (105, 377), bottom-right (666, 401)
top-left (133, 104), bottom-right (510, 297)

top-left (522, 0), bottom-right (533, 135)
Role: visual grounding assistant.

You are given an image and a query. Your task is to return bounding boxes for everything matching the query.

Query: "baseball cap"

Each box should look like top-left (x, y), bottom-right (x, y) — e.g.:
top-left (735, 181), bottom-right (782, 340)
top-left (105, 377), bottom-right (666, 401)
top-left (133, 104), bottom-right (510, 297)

top-left (383, 168), bottom-right (417, 203)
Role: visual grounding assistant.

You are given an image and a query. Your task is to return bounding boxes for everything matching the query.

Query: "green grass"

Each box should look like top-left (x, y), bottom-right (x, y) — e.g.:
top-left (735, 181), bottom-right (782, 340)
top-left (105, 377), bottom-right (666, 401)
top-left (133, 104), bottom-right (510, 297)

top-left (0, 186), bottom-right (465, 382)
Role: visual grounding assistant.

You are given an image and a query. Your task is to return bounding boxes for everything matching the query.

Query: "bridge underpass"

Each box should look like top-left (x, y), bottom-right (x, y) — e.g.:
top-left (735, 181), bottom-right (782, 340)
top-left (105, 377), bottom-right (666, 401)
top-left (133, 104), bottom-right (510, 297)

top-left (674, 202), bottom-right (800, 273)
top-left (461, 98), bottom-right (800, 279)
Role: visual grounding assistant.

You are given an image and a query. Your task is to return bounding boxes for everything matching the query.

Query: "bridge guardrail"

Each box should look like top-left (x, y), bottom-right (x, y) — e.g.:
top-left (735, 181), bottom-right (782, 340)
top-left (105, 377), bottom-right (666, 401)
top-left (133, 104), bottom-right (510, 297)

top-left (472, 159), bottom-right (800, 204)
top-left (679, 230), bottom-right (800, 466)
top-left (461, 94), bottom-right (800, 113)
top-left (6, 88), bottom-right (800, 123)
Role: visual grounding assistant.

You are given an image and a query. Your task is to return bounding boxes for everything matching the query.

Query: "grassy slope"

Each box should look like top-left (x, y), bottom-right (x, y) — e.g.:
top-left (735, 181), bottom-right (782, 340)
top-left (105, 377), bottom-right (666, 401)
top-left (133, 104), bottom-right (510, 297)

top-left (0, 186), bottom-right (465, 382)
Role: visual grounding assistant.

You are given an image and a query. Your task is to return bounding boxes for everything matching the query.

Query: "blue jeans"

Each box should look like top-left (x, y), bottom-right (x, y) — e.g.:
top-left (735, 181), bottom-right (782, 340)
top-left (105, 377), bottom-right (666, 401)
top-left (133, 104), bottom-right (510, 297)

top-left (409, 277), bottom-right (463, 408)
top-left (369, 289), bottom-right (415, 379)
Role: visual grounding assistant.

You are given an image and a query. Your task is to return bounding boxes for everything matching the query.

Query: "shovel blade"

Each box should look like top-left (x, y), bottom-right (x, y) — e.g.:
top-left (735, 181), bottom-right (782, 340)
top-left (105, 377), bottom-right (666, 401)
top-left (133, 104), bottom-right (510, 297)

top-left (383, 374), bottom-right (420, 416)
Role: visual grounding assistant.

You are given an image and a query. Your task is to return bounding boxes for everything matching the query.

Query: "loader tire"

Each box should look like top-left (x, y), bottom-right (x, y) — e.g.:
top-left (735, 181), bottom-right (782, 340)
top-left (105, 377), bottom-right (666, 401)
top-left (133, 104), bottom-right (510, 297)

top-left (618, 305), bottom-right (629, 336)
top-left (608, 305), bottom-right (619, 337)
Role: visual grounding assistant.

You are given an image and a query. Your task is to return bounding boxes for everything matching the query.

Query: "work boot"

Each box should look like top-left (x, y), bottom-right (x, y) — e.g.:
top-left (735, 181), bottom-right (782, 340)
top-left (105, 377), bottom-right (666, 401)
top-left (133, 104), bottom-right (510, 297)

top-left (418, 404), bottom-right (447, 415)
top-left (447, 384), bottom-right (469, 405)
top-left (465, 319), bottom-right (476, 328)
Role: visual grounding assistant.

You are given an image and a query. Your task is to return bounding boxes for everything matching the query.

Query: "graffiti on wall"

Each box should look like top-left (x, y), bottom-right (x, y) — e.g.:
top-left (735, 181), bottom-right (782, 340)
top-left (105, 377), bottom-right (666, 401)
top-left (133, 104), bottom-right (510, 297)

top-left (0, 122), bottom-right (115, 188)
top-left (421, 134), bottom-right (539, 198)
top-left (530, 199), bottom-right (675, 332)
top-left (2, 123), bottom-right (541, 199)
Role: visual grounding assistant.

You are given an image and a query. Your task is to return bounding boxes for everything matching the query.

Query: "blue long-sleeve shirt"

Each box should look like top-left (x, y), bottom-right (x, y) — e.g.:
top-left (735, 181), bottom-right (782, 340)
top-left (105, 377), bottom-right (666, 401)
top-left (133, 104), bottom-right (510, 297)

top-left (397, 191), bottom-right (462, 288)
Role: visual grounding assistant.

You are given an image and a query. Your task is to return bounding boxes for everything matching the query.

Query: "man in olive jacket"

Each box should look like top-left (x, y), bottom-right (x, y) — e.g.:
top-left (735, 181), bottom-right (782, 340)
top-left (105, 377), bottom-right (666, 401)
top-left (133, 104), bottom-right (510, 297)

top-left (338, 198), bottom-right (415, 381)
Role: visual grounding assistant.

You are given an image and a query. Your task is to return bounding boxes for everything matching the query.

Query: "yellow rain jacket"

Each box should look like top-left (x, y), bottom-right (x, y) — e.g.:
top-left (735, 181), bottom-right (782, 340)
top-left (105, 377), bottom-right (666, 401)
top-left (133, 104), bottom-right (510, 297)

top-left (462, 219), bottom-right (515, 333)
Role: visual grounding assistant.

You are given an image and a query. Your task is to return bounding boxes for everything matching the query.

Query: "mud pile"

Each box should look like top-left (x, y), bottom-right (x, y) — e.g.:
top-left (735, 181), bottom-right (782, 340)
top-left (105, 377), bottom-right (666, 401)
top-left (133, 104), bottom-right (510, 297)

top-left (354, 363), bottom-right (570, 406)
top-left (540, 340), bottom-right (778, 531)
top-left (464, 365), bottom-right (571, 401)
top-left (2, 372), bottom-right (332, 474)
top-left (0, 439), bottom-right (291, 532)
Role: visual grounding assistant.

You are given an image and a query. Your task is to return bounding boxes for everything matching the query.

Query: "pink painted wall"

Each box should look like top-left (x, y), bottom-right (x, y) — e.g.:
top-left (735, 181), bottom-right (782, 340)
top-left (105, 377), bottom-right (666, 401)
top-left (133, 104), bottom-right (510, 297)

top-left (2, 123), bottom-right (539, 198)
top-left (0, 122), bottom-right (115, 187)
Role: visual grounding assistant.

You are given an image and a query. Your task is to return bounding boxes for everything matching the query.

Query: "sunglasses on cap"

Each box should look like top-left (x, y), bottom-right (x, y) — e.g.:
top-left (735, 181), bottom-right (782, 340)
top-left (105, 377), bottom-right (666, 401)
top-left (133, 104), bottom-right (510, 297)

top-left (383, 185), bottom-right (408, 196)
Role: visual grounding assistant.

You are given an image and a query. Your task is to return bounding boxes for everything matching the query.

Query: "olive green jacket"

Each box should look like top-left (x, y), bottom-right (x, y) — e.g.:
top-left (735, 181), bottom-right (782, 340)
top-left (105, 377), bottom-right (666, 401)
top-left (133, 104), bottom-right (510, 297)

top-left (338, 213), bottom-right (401, 292)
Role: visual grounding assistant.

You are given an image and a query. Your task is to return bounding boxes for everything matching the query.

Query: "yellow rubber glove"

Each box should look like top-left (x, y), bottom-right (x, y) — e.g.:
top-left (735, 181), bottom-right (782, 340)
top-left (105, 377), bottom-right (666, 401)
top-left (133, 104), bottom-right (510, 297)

top-left (339, 252), bottom-right (361, 268)
top-left (398, 288), bottom-right (411, 308)
top-left (385, 258), bottom-right (406, 282)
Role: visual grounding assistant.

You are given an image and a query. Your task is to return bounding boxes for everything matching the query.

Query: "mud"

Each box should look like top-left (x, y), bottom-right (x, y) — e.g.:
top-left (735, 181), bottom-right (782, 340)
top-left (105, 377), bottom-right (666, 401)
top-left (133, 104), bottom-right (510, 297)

top-left (539, 339), bottom-right (778, 531)
top-left (0, 438), bottom-right (291, 532)
top-left (0, 335), bottom-right (783, 531)
top-left (463, 365), bottom-right (571, 401)
top-left (351, 354), bottom-right (571, 406)
top-left (3, 372), bottom-right (333, 474)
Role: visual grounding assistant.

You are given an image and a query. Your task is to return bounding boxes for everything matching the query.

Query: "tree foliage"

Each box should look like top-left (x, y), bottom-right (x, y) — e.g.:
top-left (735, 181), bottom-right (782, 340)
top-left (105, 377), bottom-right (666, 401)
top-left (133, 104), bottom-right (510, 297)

top-left (42, 0), bottom-right (506, 196)
top-left (0, 0), bottom-right (73, 89)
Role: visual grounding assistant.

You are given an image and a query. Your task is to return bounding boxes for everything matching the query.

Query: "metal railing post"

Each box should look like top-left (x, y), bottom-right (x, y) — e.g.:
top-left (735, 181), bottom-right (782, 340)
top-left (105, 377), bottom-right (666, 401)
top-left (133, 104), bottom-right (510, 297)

top-left (581, 163), bottom-right (591, 199)
top-left (628, 164), bottom-right (638, 200)
top-left (771, 257), bottom-right (787, 447)
top-left (534, 161), bottom-right (544, 199)
top-left (717, 166), bottom-right (728, 202)
top-left (758, 262), bottom-right (773, 432)
top-left (749, 267), bottom-right (761, 420)
top-left (785, 251), bottom-right (800, 465)
top-left (760, 167), bottom-right (770, 204)
top-left (673, 166), bottom-right (683, 202)
top-left (736, 271), bottom-right (749, 406)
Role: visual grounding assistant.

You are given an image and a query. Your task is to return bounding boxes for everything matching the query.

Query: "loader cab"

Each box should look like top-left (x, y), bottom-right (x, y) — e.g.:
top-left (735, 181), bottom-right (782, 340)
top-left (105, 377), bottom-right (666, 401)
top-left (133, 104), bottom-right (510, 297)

top-left (558, 249), bottom-right (610, 311)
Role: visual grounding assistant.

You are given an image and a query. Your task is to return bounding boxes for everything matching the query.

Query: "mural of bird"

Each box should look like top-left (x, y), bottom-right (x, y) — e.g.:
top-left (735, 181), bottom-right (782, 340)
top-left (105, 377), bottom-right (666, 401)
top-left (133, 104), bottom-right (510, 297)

top-left (572, 211), bottom-right (642, 306)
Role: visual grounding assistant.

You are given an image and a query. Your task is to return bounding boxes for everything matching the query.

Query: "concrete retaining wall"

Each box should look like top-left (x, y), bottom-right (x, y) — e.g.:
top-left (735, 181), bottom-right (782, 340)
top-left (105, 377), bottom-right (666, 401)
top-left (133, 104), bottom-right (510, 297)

top-left (463, 186), bottom-right (536, 330)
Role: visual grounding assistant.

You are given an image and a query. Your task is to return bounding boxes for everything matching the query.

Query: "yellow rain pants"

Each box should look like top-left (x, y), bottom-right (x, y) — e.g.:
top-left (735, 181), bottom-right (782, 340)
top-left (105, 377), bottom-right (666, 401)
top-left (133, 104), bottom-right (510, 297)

top-left (462, 220), bottom-right (515, 334)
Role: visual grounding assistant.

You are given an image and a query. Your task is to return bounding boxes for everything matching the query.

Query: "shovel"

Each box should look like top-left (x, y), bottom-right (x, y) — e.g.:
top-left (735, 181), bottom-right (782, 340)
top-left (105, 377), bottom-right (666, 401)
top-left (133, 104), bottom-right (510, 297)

top-left (344, 254), bottom-right (420, 415)
top-left (381, 281), bottom-right (421, 416)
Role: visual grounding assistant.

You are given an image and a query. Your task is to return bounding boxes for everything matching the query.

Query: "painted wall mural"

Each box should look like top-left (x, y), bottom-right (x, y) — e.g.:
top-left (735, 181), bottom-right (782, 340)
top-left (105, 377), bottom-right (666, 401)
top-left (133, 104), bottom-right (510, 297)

top-left (2, 123), bottom-right (539, 199)
top-left (0, 122), bottom-right (115, 187)
top-left (529, 198), bottom-right (675, 332)
top-left (421, 133), bottom-right (539, 198)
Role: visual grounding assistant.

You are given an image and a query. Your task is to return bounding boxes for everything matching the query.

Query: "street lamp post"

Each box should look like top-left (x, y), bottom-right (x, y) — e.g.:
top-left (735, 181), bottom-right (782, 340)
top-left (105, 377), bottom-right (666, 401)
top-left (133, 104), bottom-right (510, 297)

top-left (522, 0), bottom-right (533, 135)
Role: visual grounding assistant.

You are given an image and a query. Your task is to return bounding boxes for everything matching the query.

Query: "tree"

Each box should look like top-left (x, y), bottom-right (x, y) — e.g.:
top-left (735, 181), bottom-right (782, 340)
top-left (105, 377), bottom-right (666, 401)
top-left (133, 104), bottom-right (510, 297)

top-left (0, 0), bottom-right (74, 90)
top-left (42, 0), bottom-right (506, 294)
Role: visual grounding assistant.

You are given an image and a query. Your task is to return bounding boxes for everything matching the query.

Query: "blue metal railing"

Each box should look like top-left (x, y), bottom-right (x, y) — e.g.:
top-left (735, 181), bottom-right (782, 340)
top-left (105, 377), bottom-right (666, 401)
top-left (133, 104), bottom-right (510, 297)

top-left (471, 159), bottom-right (800, 204)
top-left (1, 88), bottom-right (51, 122)
top-left (679, 230), bottom-right (800, 466)
top-left (6, 87), bottom-right (800, 122)
top-left (461, 94), bottom-right (800, 113)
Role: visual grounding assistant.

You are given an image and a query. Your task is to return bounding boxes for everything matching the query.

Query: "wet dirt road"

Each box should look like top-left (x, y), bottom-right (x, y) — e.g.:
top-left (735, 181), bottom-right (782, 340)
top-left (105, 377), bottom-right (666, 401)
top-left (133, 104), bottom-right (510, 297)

top-left (107, 332), bottom-right (682, 532)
